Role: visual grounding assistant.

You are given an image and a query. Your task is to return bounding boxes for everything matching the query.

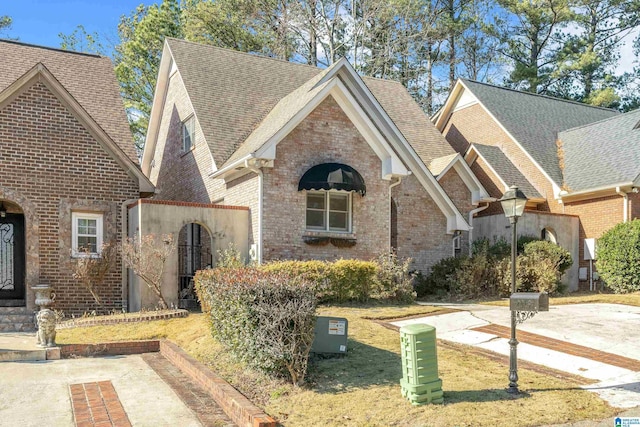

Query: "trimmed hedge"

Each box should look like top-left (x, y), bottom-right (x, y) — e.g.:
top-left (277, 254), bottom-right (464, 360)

top-left (261, 255), bottom-right (415, 303)
top-left (195, 268), bottom-right (317, 385)
top-left (596, 220), bottom-right (640, 293)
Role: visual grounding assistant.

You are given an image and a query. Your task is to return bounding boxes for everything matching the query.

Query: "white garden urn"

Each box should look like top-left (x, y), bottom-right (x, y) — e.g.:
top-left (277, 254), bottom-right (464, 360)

top-left (31, 285), bottom-right (55, 309)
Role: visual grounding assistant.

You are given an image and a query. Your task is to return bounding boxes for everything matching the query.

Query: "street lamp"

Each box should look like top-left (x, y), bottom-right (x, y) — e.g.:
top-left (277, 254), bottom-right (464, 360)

top-left (498, 185), bottom-right (528, 394)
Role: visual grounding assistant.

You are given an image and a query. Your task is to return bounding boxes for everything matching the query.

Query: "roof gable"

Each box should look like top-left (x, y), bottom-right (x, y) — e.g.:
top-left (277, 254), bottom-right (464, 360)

top-left (0, 39), bottom-right (138, 164)
top-left (466, 144), bottom-right (543, 200)
top-left (0, 62), bottom-right (154, 194)
top-left (145, 39), bottom-right (469, 232)
top-left (462, 79), bottom-right (618, 186)
top-left (559, 109), bottom-right (640, 192)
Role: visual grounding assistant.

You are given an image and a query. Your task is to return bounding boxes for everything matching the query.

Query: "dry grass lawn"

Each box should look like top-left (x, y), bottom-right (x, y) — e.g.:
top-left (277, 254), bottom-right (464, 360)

top-left (57, 304), bottom-right (617, 426)
top-left (480, 291), bottom-right (640, 307)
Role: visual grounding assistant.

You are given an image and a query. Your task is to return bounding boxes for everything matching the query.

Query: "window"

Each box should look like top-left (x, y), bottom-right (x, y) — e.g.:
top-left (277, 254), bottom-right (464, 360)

top-left (306, 191), bottom-right (351, 232)
top-left (72, 212), bottom-right (103, 256)
top-left (182, 116), bottom-right (195, 151)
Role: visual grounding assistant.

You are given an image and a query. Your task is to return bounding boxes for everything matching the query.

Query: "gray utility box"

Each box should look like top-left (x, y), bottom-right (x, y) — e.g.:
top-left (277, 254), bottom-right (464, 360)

top-left (510, 292), bottom-right (549, 312)
top-left (311, 316), bottom-right (348, 354)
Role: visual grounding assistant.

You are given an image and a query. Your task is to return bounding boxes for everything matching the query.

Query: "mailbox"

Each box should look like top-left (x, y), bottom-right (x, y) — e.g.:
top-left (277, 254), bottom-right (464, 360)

top-left (510, 292), bottom-right (549, 312)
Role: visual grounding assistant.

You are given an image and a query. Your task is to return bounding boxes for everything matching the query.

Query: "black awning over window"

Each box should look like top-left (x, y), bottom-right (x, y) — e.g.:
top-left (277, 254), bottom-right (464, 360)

top-left (298, 163), bottom-right (366, 196)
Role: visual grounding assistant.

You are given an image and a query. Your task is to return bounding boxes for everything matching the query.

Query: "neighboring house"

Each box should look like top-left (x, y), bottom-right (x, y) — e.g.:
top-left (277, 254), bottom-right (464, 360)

top-left (434, 78), bottom-right (640, 290)
top-left (143, 39), bottom-right (490, 276)
top-left (0, 40), bottom-right (154, 325)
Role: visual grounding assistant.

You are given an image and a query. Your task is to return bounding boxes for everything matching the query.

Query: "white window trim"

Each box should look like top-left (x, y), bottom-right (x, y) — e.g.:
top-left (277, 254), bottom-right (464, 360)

top-left (71, 212), bottom-right (104, 257)
top-left (182, 115), bottom-right (195, 152)
top-left (306, 191), bottom-right (352, 233)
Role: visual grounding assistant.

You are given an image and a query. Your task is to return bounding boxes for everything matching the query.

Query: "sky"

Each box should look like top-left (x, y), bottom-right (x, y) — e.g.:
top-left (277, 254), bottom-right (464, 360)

top-left (2, 1), bottom-right (637, 75)
top-left (2, 1), bottom-right (153, 50)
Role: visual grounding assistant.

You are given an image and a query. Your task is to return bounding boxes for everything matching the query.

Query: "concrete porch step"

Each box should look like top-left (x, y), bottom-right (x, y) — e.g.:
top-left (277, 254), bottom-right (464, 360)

top-left (0, 332), bottom-right (51, 362)
top-left (0, 307), bottom-right (35, 332)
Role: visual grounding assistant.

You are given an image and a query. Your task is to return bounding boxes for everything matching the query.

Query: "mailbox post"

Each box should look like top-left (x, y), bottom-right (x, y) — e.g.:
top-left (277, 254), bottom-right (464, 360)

top-left (498, 186), bottom-right (528, 394)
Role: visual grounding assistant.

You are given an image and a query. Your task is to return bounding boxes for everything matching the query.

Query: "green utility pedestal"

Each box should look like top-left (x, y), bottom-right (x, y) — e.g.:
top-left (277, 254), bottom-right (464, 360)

top-left (400, 323), bottom-right (443, 405)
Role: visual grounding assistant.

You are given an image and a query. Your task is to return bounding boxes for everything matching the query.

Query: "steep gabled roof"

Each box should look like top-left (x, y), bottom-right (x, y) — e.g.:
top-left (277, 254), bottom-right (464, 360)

top-left (0, 39), bottom-right (138, 164)
top-left (559, 109), bottom-right (640, 192)
top-left (161, 38), bottom-right (455, 169)
top-left (470, 144), bottom-right (542, 199)
top-left (144, 39), bottom-right (471, 231)
top-left (455, 79), bottom-right (619, 186)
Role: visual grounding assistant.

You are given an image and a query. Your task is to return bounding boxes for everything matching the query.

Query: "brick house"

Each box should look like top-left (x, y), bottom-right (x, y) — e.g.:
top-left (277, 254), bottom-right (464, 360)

top-left (143, 39), bottom-right (489, 275)
top-left (0, 40), bottom-right (154, 326)
top-left (434, 79), bottom-right (640, 290)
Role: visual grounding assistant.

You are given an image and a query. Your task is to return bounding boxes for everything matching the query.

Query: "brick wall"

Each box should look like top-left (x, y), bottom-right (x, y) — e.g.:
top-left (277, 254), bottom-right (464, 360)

top-left (0, 82), bottom-right (139, 314)
top-left (262, 96), bottom-right (388, 262)
top-left (564, 195), bottom-right (623, 272)
top-left (392, 174), bottom-right (452, 272)
top-left (149, 70), bottom-right (218, 204)
top-left (444, 103), bottom-right (559, 212)
top-left (438, 168), bottom-right (473, 254)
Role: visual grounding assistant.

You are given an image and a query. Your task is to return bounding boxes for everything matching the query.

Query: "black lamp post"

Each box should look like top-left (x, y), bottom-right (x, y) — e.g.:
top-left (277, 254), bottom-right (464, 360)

top-left (498, 185), bottom-right (528, 394)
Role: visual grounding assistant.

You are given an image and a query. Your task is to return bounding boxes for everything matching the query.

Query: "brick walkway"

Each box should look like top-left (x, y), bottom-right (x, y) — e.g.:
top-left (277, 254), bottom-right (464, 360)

top-left (472, 324), bottom-right (640, 372)
top-left (69, 381), bottom-right (131, 427)
top-left (141, 352), bottom-right (236, 427)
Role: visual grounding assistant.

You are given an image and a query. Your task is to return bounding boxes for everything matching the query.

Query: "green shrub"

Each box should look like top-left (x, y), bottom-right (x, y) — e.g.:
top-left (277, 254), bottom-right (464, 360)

top-left (194, 268), bottom-right (317, 385)
top-left (417, 256), bottom-right (466, 297)
top-left (328, 259), bottom-right (378, 302)
top-left (427, 238), bottom-right (572, 299)
top-left (373, 253), bottom-right (416, 303)
top-left (596, 220), bottom-right (640, 293)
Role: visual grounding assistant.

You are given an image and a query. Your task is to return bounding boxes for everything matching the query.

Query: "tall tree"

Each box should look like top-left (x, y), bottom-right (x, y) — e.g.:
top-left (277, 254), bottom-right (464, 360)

top-left (182, 0), bottom-right (270, 53)
top-left (496, 0), bottom-right (572, 93)
top-left (456, 0), bottom-right (505, 82)
top-left (114, 0), bottom-right (184, 150)
top-left (0, 15), bottom-right (12, 36)
top-left (551, 0), bottom-right (640, 106)
top-left (59, 25), bottom-right (107, 55)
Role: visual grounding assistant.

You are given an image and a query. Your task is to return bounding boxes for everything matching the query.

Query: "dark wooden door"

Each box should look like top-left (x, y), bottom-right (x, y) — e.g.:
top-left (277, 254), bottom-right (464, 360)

top-left (0, 213), bottom-right (25, 302)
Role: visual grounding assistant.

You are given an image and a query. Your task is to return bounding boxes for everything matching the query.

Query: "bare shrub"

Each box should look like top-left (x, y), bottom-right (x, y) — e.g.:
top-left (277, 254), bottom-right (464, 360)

top-left (121, 233), bottom-right (175, 309)
top-left (70, 242), bottom-right (116, 306)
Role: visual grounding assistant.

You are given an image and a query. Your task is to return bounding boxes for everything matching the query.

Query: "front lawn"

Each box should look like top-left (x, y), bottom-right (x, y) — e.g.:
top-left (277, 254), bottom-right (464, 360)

top-left (479, 291), bottom-right (640, 308)
top-left (56, 304), bottom-right (616, 426)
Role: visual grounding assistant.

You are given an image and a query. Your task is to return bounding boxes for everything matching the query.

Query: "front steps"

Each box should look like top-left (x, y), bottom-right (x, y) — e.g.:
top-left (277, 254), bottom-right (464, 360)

top-left (0, 306), bottom-right (36, 332)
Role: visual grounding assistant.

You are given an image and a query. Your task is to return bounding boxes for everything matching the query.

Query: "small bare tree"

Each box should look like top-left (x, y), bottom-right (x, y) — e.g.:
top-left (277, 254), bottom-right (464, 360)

top-left (121, 233), bottom-right (175, 309)
top-left (70, 242), bottom-right (116, 306)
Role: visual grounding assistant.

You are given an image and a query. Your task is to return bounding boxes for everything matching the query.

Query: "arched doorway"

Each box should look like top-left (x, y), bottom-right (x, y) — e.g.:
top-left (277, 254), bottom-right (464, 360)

top-left (177, 223), bottom-right (213, 308)
top-left (0, 200), bottom-right (26, 305)
top-left (541, 227), bottom-right (557, 244)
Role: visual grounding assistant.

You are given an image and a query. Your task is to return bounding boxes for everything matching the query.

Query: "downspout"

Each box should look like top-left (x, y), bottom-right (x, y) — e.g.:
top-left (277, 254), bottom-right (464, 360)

top-left (616, 186), bottom-right (628, 223)
top-left (468, 201), bottom-right (493, 256)
top-left (121, 198), bottom-right (142, 312)
top-left (389, 177), bottom-right (402, 251)
top-left (246, 159), bottom-right (264, 264)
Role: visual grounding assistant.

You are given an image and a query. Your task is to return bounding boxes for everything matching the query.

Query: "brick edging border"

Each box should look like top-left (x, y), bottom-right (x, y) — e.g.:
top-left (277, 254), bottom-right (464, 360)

top-left (56, 310), bottom-right (189, 330)
top-left (159, 340), bottom-right (276, 427)
top-left (59, 339), bottom-right (277, 427)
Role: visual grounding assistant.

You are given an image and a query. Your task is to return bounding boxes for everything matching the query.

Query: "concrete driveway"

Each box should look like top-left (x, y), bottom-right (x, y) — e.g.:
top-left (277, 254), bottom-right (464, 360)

top-left (393, 302), bottom-right (640, 410)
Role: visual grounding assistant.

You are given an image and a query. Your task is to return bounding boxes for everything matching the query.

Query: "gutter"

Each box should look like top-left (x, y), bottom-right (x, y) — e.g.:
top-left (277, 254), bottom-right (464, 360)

top-left (209, 154), bottom-right (254, 179)
top-left (558, 181), bottom-right (634, 201)
top-left (389, 177), bottom-right (402, 251)
top-left (468, 199), bottom-right (496, 256)
top-left (121, 198), bottom-right (141, 312)
top-left (616, 186), bottom-right (629, 223)
top-left (245, 159), bottom-right (264, 264)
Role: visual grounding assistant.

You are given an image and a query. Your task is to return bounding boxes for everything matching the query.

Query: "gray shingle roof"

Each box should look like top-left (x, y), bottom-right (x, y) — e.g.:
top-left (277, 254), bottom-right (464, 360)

top-left (473, 143), bottom-right (542, 199)
top-left (559, 109), bottom-right (640, 191)
top-left (0, 39), bottom-right (138, 164)
top-left (167, 38), bottom-right (454, 169)
top-left (461, 79), bottom-right (618, 186)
